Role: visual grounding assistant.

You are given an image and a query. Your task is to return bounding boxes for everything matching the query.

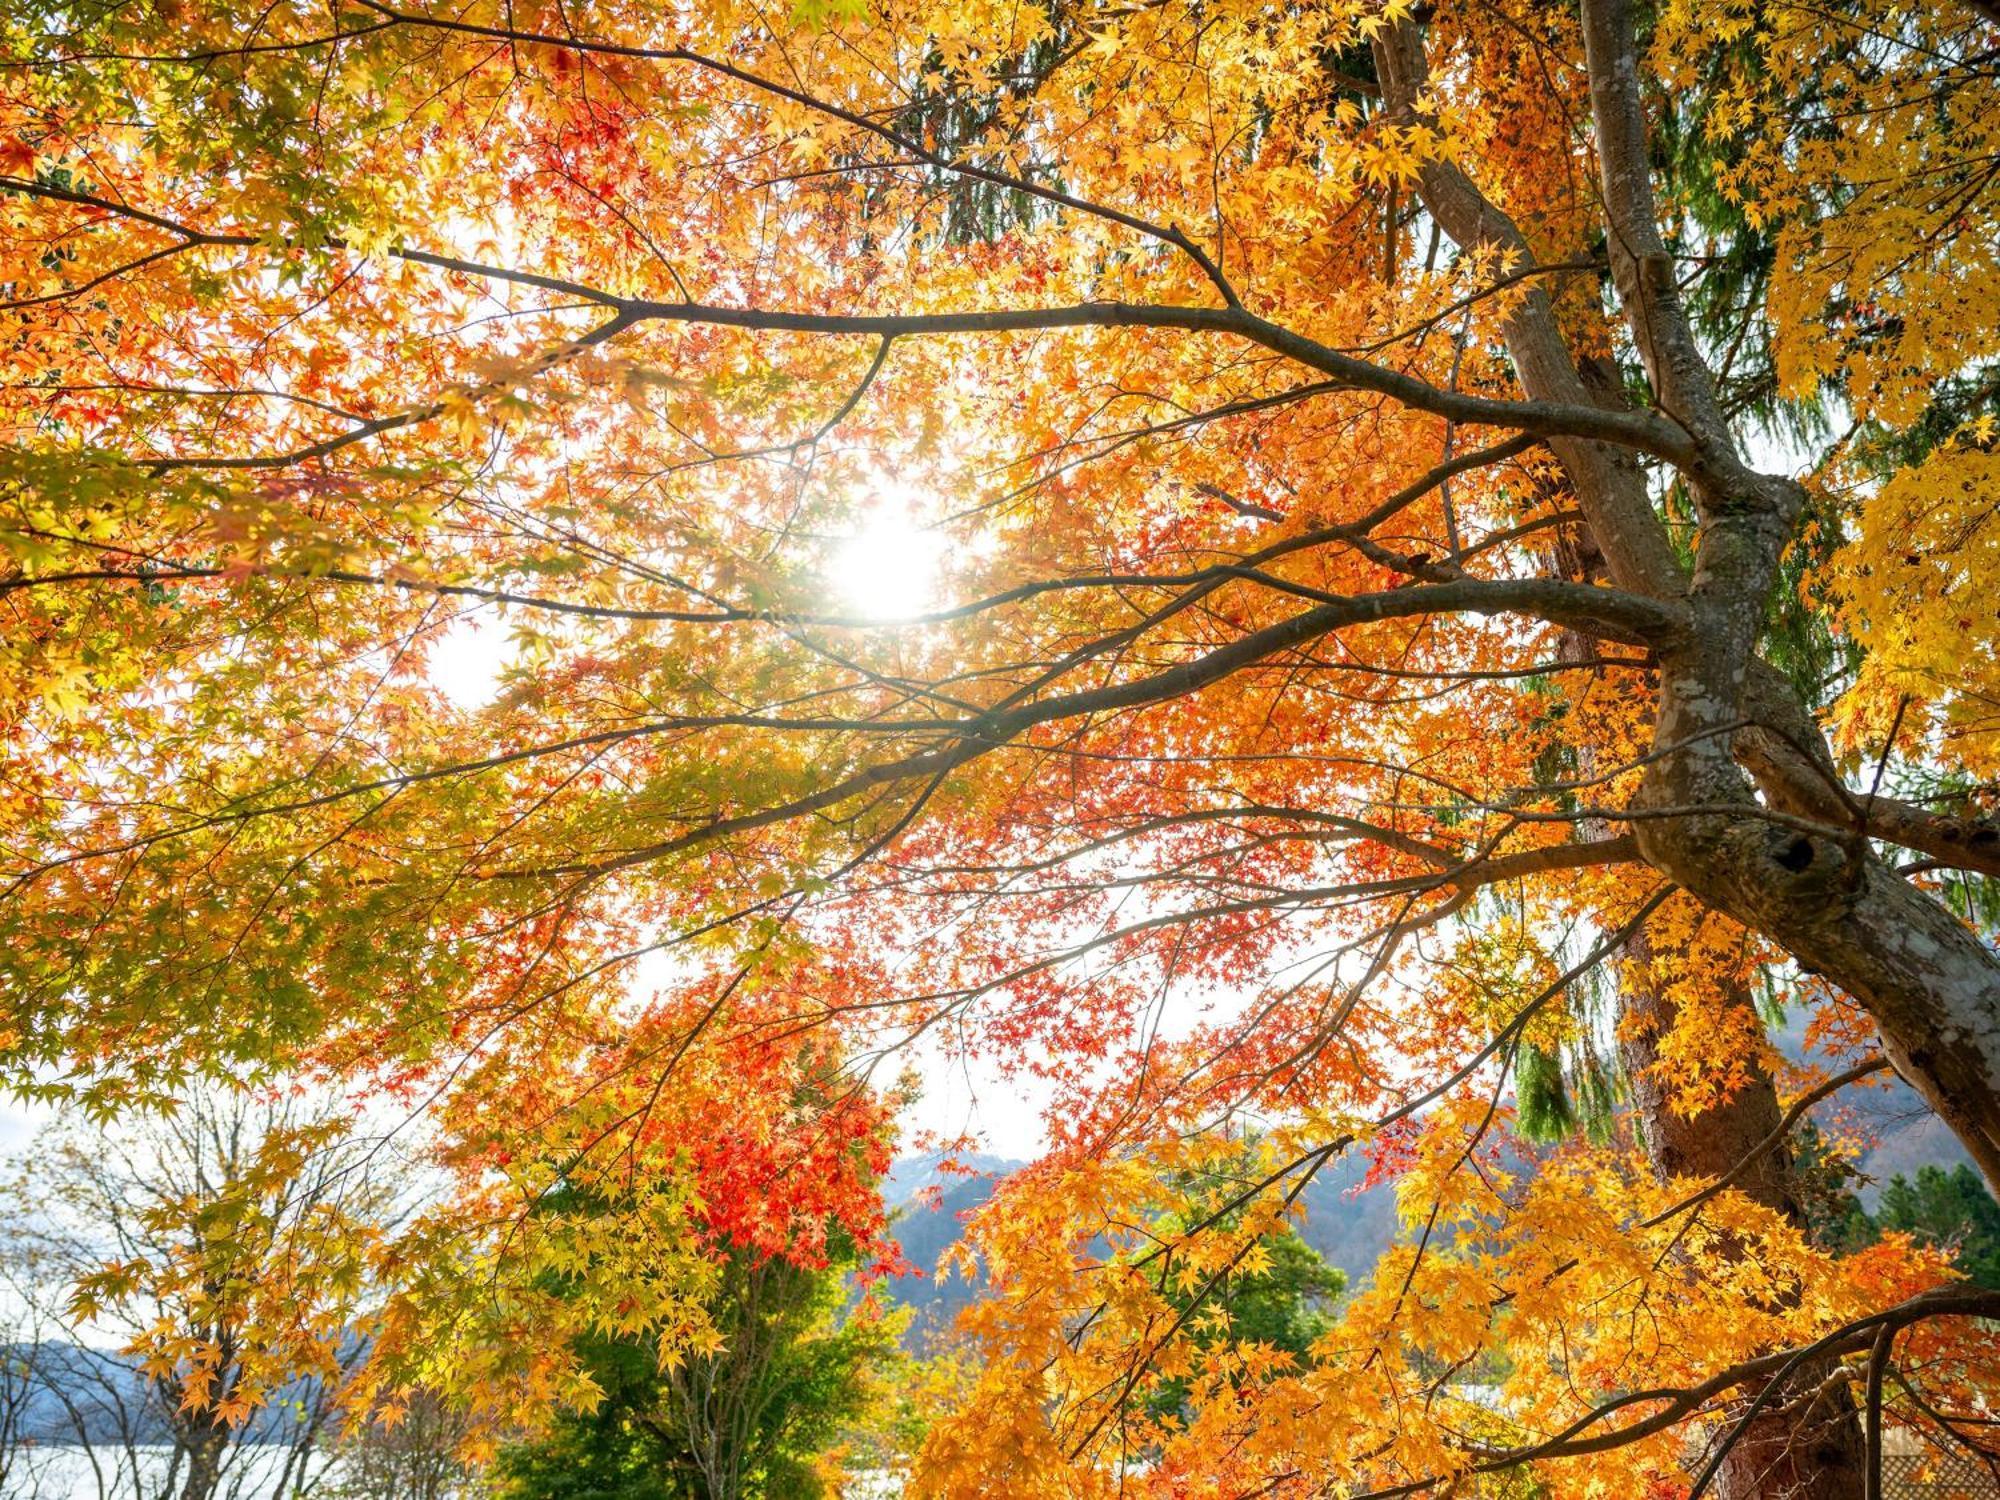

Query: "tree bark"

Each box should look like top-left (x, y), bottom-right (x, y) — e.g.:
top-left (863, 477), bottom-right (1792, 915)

top-left (1619, 932), bottom-right (1868, 1500)
top-left (1630, 777), bottom-right (2000, 1193)
top-left (1553, 586), bottom-right (1867, 1497)
top-left (1372, 4), bottom-right (2000, 1201)
top-left (1378, 6), bottom-right (1885, 1488)
top-left (175, 1419), bottom-right (227, 1500)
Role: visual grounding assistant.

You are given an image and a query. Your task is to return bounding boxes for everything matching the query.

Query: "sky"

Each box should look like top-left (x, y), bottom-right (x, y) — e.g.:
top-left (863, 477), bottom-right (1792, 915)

top-left (0, 1100), bottom-right (38, 1155)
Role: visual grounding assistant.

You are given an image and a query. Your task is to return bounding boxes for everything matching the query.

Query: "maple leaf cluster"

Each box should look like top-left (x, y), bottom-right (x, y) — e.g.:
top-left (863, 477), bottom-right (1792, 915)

top-left (0, 0), bottom-right (1997, 1494)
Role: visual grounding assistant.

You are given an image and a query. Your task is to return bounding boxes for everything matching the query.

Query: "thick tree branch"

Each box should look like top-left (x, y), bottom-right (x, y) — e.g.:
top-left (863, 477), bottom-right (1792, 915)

top-left (0, 185), bottom-right (1701, 474)
top-left (1579, 0), bottom-right (1735, 453)
top-left (1370, 22), bottom-right (1690, 598)
top-left (517, 579), bottom-right (1686, 879)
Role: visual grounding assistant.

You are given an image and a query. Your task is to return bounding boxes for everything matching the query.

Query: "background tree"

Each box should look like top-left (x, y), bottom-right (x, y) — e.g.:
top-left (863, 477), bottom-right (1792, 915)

top-left (1143, 1148), bottom-right (1347, 1426)
top-left (494, 1227), bottom-right (902, 1500)
top-left (0, 1090), bottom-right (402, 1500)
top-left (1803, 1149), bottom-right (2000, 1292)
top-left (1874, 1167), bottom-right (2000, 1291)
top-left (329, 1389), bottom-right (477, 1500)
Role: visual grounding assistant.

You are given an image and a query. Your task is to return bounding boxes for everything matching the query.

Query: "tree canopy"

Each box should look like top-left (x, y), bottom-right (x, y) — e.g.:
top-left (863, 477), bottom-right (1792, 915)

top-left (494, 1222), bottom-right (900, 1500)
top-left (3, 0), bottom-right (2000, 1494)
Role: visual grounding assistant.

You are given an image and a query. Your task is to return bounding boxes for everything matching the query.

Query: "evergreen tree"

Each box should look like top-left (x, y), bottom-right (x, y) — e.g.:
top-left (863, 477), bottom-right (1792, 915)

top-left (494, 1232), bottom-right (900, 1500)
top-left (1793, 1126), bottom-right (2000, 1290)
top-left (1876, 1164), bottom-right (2000, 1290)
top-left (1145, 1155), bottom-right (1347, 1423)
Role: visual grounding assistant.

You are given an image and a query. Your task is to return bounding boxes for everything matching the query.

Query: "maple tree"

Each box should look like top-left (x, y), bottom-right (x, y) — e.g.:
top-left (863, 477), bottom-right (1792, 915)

top-left (3, 0), bottom-right (2000, 1494)
top-left (0, 1091), bottom-right (398, 1500)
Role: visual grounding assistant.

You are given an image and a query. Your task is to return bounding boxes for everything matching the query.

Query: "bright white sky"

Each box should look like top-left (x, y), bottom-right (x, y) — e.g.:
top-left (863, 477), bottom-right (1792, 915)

top-left (0, 1101), bottom-right (38, 1155)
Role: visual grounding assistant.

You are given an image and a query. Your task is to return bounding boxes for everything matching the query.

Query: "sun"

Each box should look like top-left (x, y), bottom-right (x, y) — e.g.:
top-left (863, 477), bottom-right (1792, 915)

top-left (826, 485), bottom-right (948, 620)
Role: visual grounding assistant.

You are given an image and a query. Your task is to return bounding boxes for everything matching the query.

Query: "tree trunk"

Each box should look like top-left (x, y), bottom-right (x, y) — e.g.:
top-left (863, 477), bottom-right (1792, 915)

top-left (1561, 588), bottom-right (1867, 1499)
top-left (1372, 4), bottom-right (1992, 1490)
top-left (1371, 1), bottom-right (2000, 1204)
top-left (1619, 932), bottom-right (1868, 1500)
top-left (175, 1420), bottom-right (227, 1500)
top-left (1628, 788), bottom-right (2000, 1193)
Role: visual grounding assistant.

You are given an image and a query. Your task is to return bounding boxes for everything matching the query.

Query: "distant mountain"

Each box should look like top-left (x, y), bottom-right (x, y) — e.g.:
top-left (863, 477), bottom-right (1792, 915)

top-left (1291, 1153), bottom-right (1404, 1282)
top-left (875, 1147), bottom-right (1407, 1345)
top-left (0, 1341), bottom-right (170, 1444)
top-left (878, 1153), bottom-right (1019, 1343)
top-left (874, 1046), bottom-right (1974, 1343)
top-left (1771, 1009), bottom-right (1973, 1204)
top-left (1851, 1110), bottom-right (1971, 1201)
top-left (880, 1150), bottom-right (1016, 1211)
top-left (0, 1342), bottom-right (333, 1445)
